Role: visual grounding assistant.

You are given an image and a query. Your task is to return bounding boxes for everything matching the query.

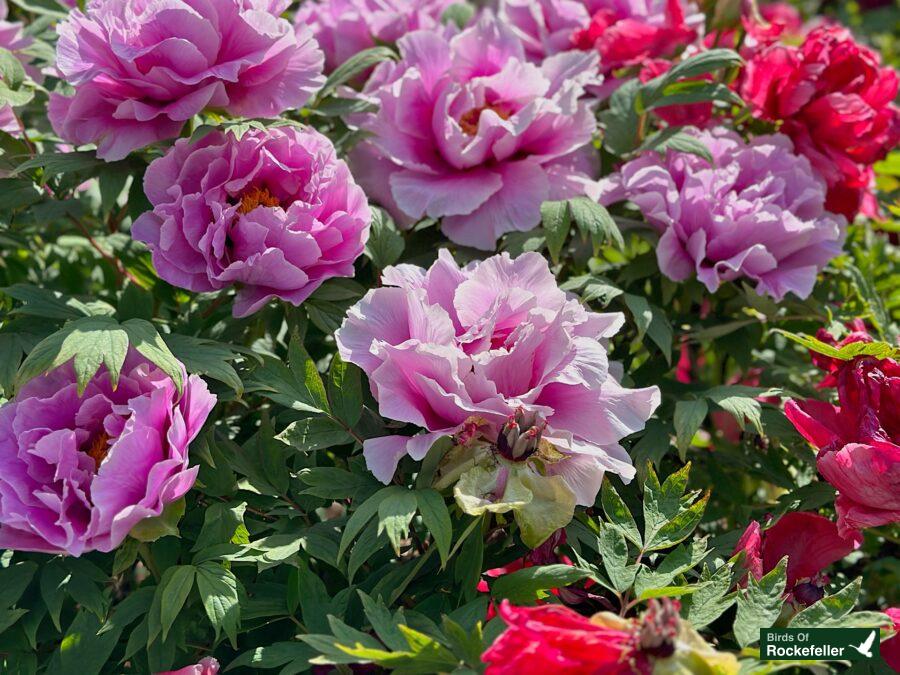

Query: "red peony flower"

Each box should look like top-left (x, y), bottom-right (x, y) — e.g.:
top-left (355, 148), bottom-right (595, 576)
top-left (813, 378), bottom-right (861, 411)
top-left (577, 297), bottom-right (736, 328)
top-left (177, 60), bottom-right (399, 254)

top-left (786, 350), bottom-right (900, 538)
top-left (482, 601), bottom-right (645, 675)
top-left (740, 25), bottom-right (900, 219)
top-left (733, 512), bottom-right (858, 605)
top-left (808, 319), bottom-right (873, 388)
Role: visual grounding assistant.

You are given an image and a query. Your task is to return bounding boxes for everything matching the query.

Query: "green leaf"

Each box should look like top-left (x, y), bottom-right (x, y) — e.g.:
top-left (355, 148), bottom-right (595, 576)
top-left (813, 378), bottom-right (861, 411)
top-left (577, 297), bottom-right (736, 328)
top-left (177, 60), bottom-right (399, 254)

top-left (328, 354), bottom-right (363, 426)
top-left (674, 399), bottom-right (708, 453)
top-left (568, 197), bottom-right (624, 252)
top-left (623, 294), bottom-right (672, 361)
top-left (164, 333), bottom-right (244, 394)
top-left (541, 200), bottom-right (570, 263)
top-left (338, 486), bottom-right (400, 561)
top-left (601, 479), bottom-right (642, 547)
top-left (150, 565), bottom-right (196, 643)
top-left (196, 561), bottom-right (241, 647)
top-left (441, 3), bottom-right (475, 29)
top-left (774, 329), bottom-right (900, 361)
top-left (491, 564), bottom-right (593, 604)
top-left (40, 562), bottom-right (68, 631)
top-left (788, 579), bottom-right (889, 629)
top-left (377, 488), bottom-right (418, 555)
top-left (358, 592), bottom-right (408, 652)
top-left (318, 46), bottom-right (396, 100)
top-left (638, 127), bottom-right (714, 164)
top-left (683, 563), bottom-right (737, 629)
top-left (0, 562), bottom-right (37, 609)
top-left (129, 498), bottom-right (186, 542)
top-left (634, 539), bottom-right (709, 598)
top-left (599, 525), bottom-right (637, 593)
top-left (0, 47), bottom-right (25, 91)
top-left (599, 79), bottom-right (642, 156)
top-left (121, 319), bottom-right (185, 393)
top-left (246, 337), bottom-right (330, 413)
top-left (734, 557), bottom-right (787, 647)
top-left (17, 317), bottom-right (129, 394)
top-left (365, 207), bottom-right (405, 270)
top-left (276, 416), bottom-right (352, 452)
top-left (416, 488), bottom-right (452, 567)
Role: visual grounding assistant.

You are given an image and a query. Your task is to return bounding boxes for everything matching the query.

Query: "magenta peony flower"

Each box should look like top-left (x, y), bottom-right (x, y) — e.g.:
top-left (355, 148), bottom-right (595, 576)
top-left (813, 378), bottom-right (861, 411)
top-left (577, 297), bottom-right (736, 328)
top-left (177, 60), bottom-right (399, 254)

top-left (733, 512), bottom-right (858, 606)
top-left (295, 0), bottom-right (456, 72)
top-left (0, 352), bottom-right (216, 556)
top-left (595, 128), bottom-right (846, 300)
top-left (349, 14), bottom-right (599, 250)
top-left (132, 126), bottom-right (371, 318)
top-left (785, 348), bottom-right (900, 539)
top-left (740, 25), bottom-right (900, 219)
top-left (156, 657), bottom-right (220, 675)
top-left (48, 0), bottom-right (325, 161)
top-left (335, 250), bottom-right (660, 503)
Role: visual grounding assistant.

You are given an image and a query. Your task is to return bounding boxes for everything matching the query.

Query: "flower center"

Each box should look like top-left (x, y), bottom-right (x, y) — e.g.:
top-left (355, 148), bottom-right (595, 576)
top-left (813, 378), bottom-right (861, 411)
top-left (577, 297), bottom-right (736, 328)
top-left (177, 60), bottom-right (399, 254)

top-left (638, 598), bottom-right (681, 658)
top-left (238, 186), bottom-right (281, 214)
top-left (84, 432), bottom-right (111, 471)
top-left (495, 408), bottom-right (546, 461)
top-left (459, 104), bottom-right (512, 136)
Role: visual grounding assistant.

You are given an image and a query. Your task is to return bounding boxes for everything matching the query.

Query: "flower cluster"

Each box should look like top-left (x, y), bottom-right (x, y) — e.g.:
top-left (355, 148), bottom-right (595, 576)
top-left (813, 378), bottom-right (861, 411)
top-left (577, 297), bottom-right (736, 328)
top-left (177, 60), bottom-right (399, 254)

top-left (132, 126), bottom-right (371, 318)
top-left (596, 128), bottom-right (846, 300)
top-left (0, 0), bottom-right (36, 134)
top-left (336, 251), bottom-right (659, 544)
top-left (786, 328), bottom-right (900, 538)
top-left (740, 25), bottom-right (900, 219)
top-left (49, 0), bottom-right (325, 160)
top-left (349, 14), bottom-right (599, 249)
top-left (0, 352), bottom-right (215, 556)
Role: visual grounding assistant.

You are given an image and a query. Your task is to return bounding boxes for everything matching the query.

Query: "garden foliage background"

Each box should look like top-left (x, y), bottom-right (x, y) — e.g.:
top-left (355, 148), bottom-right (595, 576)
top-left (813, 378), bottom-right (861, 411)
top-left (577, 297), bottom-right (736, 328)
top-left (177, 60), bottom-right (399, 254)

top-left (0, 0), bottom-right (898, 672)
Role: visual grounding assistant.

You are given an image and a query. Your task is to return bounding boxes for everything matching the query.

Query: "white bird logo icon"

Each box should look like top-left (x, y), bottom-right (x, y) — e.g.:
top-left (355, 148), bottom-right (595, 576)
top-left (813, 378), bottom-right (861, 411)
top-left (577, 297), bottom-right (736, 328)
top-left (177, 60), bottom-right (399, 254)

top-left (850, 630), bottom-right (877, 658)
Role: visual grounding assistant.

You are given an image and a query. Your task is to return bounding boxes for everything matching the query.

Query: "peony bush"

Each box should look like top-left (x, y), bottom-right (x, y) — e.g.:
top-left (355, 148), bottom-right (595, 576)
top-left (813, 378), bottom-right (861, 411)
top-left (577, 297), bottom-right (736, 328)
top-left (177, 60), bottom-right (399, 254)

top-left (0, 0), bottom-right (897, 672)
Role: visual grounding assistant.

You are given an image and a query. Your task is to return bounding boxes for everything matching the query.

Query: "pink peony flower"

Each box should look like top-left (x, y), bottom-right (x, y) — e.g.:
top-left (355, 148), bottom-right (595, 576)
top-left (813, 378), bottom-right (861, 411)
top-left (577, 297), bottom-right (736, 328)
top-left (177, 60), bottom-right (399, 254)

top-left (483, 601), bottom-right (641, 674)
top-left (0, 352), bottom-right (216, 556)
top-left (570, 0), bottom-right (702, 81)
top-left (595, 128), bottom-right (846, 300)
top-left (132, 126), bottom-right (371, 318)
top-left (884, 608), bottom-right (900, 672)
top-left (156, 657), bottom-right (220, 675)
top-left (294, 0), bottom-right (456, 72)
top-left (733, 512), bottom-right (858, 605)
top-left (740, 25), bottom-right (900, 220)
top-left (0, 0), bottom-right (37, 134)
top-left (48, 0), bottom-right (325, 161)
top-left (499, 0), bottom-right (702, 71)
top-left (349, 14), bottom-right (599, 250)
top-left (335, 250), bottom-right (660, 503)
top-left (785, 349), bottom-right (900, 539)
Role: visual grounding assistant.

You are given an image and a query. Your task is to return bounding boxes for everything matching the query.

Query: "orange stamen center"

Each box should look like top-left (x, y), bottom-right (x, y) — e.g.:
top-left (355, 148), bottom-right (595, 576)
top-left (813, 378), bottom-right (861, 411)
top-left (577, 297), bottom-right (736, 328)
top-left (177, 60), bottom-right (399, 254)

top-left (459, 104), bottom-right (511, 136)
top-left (85, 432), bottom-right (111, 471)
top-left (238, 186), bottom-right (281, 214)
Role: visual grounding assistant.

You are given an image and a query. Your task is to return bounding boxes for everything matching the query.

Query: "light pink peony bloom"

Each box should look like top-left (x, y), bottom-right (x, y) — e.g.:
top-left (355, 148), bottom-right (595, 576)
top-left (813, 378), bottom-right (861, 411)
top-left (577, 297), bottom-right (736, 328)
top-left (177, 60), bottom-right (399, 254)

top-left (595, 128), bottom-right (846, 300)
top-left (295, 0), bottom-right (456, 71)
top-left (0, 352), bottom-right (216, 556)
top-left (335, 250), bottom-right (660, 503)
top-left (156, 657), bottom-right (220, 675)
top-left (49, 0), bottom-right (325, 161)
top-left (349, 14), bottom-right (600, 250)
top-left (132, 126), bottom-right (371, 318)
top-left (0, 0), bottom-right (37, 134)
